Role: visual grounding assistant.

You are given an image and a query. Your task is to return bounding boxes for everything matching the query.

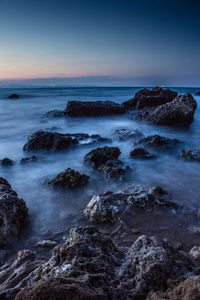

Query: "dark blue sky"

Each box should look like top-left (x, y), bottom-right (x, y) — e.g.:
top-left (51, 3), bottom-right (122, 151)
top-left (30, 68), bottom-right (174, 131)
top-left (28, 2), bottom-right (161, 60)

top-left (0, 0), bottom-right (200, 86)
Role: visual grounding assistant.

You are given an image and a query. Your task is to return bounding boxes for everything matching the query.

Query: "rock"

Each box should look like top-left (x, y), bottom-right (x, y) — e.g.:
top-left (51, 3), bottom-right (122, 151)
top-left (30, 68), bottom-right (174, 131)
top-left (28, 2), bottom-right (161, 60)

top-left (112, 128), bottom-right (143, 141)
top-left (123, 87), bottom-right (177, 110)
top-left (134, 135), bottom-right (180, 150)
top-left (0, 158), bottom-right (14, 166)
top-left (84, 185), bottom-right (179, 224)
top-left (20, 156), bottom-right (38, 164)
top-left (8, 94), bottom-right (19, 99)
top-left (189, 246), bottom-right (200, 262)
top-left (195, 91), bottom-right (200, 96)
top-left (0, 177), bottom-right (29, 246)
top-left (180, 150), bottom-right (200, 161)
top-left (43, 110), bottom-right (64, 118)
top-left (48, 168), bottom-right (89, 188)
top-left (135, 94), bottom-right (197, 127)
top-left (35, 240), bottom-right (57, 248)
top-left (130, 148), bottom-right (156, 159)
top-left (64, 100), bottom-right (125, 117)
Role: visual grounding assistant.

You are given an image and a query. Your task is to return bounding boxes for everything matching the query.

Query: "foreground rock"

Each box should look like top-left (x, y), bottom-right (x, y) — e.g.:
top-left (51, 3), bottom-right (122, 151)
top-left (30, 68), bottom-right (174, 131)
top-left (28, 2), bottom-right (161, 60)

top-left (130, 148), bottom-right (156, 159)
top-left (123, 87), bottom-right (177, 110)
top-left (84, 185), bottom-right (179, 224)
top-left (23, 130), bottom-right (107, 151)
top-left (112, 128), bottom-right (143, 141)
top-left (181, 150), bottom-right (200, 161)
top-left (64, 100), bottom-right (125, 117)
top-left (48, 168), bottom-right (89, 188)
top-left (0, 177), bottom-right (29, 246)
top-left (84, 146), bottom-right (127, 179)
top-left (8, 94), bottom-right (19, 99)
top-left (190, 246), bottom-right (200, 262)
top-left (135, 135), bottom-right (180, 150)
top-left (0, 158), bottom-right (14, 166)
top-left (135, 94), bottom-right (197, 127)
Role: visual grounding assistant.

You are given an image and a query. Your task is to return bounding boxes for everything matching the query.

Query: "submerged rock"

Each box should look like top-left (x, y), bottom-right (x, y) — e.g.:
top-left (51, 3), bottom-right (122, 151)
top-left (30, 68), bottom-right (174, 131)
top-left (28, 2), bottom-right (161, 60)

top-left (123, 87), bottom-right (177, 110)
top-left (20, 156), bottom-right (38, 164)
top-left (0, 177), bottom-right (29, 246)
top-left (135, 94), bottom-right (197, 127)
top-left (43, 110), bottom-right (64, 118)
top-left (112, 128), bottom-right (143, 141)
top-left (134, 135), bottom-right (180, 150)
top-left (0, 158), bottom-right (14, 166)
top-left (180, 150), bottom-right (200, 161)
top-left (84, 185), bottom-right (179, 224)
top-left (48, 168), bottom-right (89, 188)
top-left (8, 94), bottom-right (19, 99)
top-left (130, 148), bottom-right (156, 159)
top-left (64, 100), bottom-right (125, 117)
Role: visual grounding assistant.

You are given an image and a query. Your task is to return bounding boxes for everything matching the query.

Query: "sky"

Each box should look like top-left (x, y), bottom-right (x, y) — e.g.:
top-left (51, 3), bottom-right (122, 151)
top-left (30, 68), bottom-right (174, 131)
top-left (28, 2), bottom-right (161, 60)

top-left (0, 0), bottom-right (200, 86)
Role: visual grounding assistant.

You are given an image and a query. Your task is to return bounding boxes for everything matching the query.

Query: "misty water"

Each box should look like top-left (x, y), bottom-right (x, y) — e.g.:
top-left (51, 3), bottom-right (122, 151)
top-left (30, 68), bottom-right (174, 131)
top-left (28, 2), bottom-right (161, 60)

top-left (0, 86), bottom-right (200, 249)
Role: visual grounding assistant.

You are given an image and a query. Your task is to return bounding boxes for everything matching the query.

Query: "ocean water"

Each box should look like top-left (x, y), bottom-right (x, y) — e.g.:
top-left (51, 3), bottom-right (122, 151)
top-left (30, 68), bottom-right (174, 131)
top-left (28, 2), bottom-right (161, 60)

top-left (0, 86), bottom-right (200, 248)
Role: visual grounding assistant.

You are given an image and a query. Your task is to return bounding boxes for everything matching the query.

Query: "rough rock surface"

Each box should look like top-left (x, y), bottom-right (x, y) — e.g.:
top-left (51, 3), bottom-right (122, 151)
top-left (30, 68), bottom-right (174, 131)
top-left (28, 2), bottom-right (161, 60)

top-left (84, 185), bottom-right (179, 223)
top-left (112, 128), bottom-right (143, 141)
top-left (64, 100), bottom-right (125, 117)
top-left (0, 158), bottom-right (14, 166)
top-left (84, 146), bottom-right (127, 179)
top-left (20, 156), bottom-right (38, 164)
top-left (0, 177), bottom-right (29, 246)
top-left (8, 94), bottom-right (19, 99)
top-left (48, 168), bottom-right (89, 188)
top-left (134, 135), bottom-right (180, 150)
top-left (190, 246), bottom-right (200, 263)
top-left (180, 150), bottom-right (200, 161)
top-left (130, 148), bottom-right (156, 159)
top-left (135, 94), bottom-right (197, 127)
top-left (123, 87), bottom-right (177, 110)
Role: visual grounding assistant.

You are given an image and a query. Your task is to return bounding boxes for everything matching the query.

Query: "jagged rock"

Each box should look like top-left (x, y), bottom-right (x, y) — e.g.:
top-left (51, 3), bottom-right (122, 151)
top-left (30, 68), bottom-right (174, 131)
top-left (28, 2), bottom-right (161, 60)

top-left (195, 91), bottom-right (200, 96)
top-left (0, 158), bottom-right (14, 166)
top-left (135, 94), bottom-right (197, 127)
top-left (0, 178), bottom-right (29, 246)
top-left (112, 128), bottom-right (143, 141)
top-left (134, 135), bottom-right (180, 150)
top-left (8, 94), bottom-right (19, 99)
top-left (84, 185), bottom-right (179, 224)
top-left (20, 156), bottom-right (38, 164)
top-left (130, 148), bottom-right (156, 159)
top-left (123, 87), bottom-right (177, 110)
top-left (180, 150), bottom-right (200, 161)
top-left (35, 240), bottom-right (57, 248)
top-left (48, 168), bottom-right (89, 188)
top-left (189, 246), bottom-right (200, 263)
top-left (43, 110), bottom-right (64, 118)
top-left (64, 100), bottom-right (125, 117)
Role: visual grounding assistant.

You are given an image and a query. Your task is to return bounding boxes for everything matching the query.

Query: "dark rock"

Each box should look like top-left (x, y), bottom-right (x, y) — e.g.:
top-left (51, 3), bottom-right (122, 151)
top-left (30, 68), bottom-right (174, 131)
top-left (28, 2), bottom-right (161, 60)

top-left (20, 156), bottom-right (38, 164)
top-left (123, 87), bottom-right (177, 110)
top-left (195, 91), bottom-right (200, 96)
top-left (0, 178), bottom-right (29, 246)
top-left (135, 135), bottom-right (180, 150)
top-left (84, 185), bottom-right (179, 224)
top-left (180, 150), bottom-right (200, 161)
top-left (43, 110), bottom-right (64, 118)
top-left (48, 168), bottom-right (89, 188)
top-left (112, 128), bottom-right (143, 141)
top-left (0, 158), bottom-right (14, 166)
top-left (135, 94), bottom-right (197, 126)
top-left (35, 240), bottom-right (57, 248)
top-left (64, 100), bottom-right (125, 117)
top-left (8, 94), bottom-right (19, 99)
top-left (130, 148), bottom-right (156, 159)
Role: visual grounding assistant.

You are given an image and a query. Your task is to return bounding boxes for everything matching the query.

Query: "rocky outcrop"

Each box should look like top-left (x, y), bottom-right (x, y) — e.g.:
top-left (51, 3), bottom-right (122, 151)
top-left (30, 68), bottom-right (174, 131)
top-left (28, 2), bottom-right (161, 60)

top-left (8, 94), bottom-right (19, 99)
top-left (135, 94), bottom-right (197, 127)
top-left (84, 185), bottom-right (179, 224)
top-left (180, 150), bottom-right (200, 161)
top-left (112, 128), bottom-right (143, 141)
top-left (64, 100), bottom-right (125, 117)
top-left (123, 87), bottom-right (177, 110)
top-left (134, 135), bottom-right (180, 150)
top-left (48, 168), bottom-right (89, 188)
top-left (130, 148), bottom-right (156, 159)
top-left (0, 177), bottom-right (29, 246)
top-left (20, 156), bottom-right (38, 164)
top-left (0, 158), bottom-right (14, 166)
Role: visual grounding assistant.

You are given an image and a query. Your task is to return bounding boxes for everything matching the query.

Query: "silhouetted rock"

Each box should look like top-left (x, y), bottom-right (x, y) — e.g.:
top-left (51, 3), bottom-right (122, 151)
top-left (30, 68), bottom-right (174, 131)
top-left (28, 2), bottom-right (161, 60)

top-left (195, 91), bottom-right (200, 96)
top-left (20, 156), bottom-right (38, 164)
top-left (112, 128), bottom-right (143, 141)
top-left (123, 87), bottom-right (177, 110)
top-left (0, 158), bottom-right (14, 166)
top-left (180, 150), bottom-right (200, 161)
top-left (64, 100), bottom-right (125, 117)
top-left (130, 148), bottom-right (156, 159)
top-left (48, 168), bottom-right (89, 188)
top-left (135, 135), bottom-right (180, 150)
top-left (135, 94), bottom-right (197, 126)
top-left (44, 110), bottom-right (64, 118)
top-left (8, 94), bottom-right (19, 99)
top-left (0, 177), bottom-right (29, 246)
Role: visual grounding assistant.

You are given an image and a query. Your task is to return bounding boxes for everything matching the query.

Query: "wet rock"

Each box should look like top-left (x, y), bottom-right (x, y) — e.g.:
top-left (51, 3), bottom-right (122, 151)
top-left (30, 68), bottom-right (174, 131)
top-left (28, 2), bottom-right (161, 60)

top-left (20, 156), bottom-right (38, 164)
top-left (43, 110), bottom-right (64, 118)
top-left (35, 240), bottom-right (57, 248)
top-left (64, 100), bottom-right (125, 117)
top-left (134, 135), bottom-right (180, 150)
top-left (123, 87), bottom-right (177, 110)
top-left (189, 246), bottom-right (200, 263)
top-left (8, 94), bottom-right (19, 99)
top-left (135, 94), bottom-right (197, 127)
top-left (112, 128), bottom-right (143, 141)
top-left (0, 158), bottom-right (14, 166)
top-left (196, 91), bottom-right (200, 96)
top-left (130, 148), bottom-right (156, 159)
top-left (0, 177), bottom-right (29, 246)
top-left (180, 150), bottom-right (200, 161)
top-left (48, 168), bottom-right (89, 188)
top-left (84, 185), bottom-right (179, 224)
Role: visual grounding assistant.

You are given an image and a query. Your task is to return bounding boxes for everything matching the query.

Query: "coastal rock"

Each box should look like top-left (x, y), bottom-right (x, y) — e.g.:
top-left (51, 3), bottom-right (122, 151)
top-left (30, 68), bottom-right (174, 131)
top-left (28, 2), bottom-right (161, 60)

top-left (112, 128), bottom-right (143, 141)
top-left (135, 94), bottom-right (197, 126)
top-left (134, 135), bottom-right (180, 150)
top-left (84, 185), bottom-right (179, 224)
top-left (43, 110), bottom-right (64, 118)
top-left (8, 94), bottom-right (19, 99)
top-left (64, 100), bottom-right (125, 117)
top-left (123, 87), bottom-right (177, 110)
top-left (35, 240), bottom-right (57, 248)
top-left (130, 148), bottom-right (156, 159)
top-left (0, 158), bottom-right (14, 166)
top-left (0, 177), bottom-right (29, 246)
top-left (20, 156), bottom-right (38, 164)
top-left (180, 150), bottom-right (200, 161)
top-left (189, 246), bottom-right (200, 262)
top-left (195, 91), bottom-right (200, 96)
top-left (48, 168), bottom-right (89, 188)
